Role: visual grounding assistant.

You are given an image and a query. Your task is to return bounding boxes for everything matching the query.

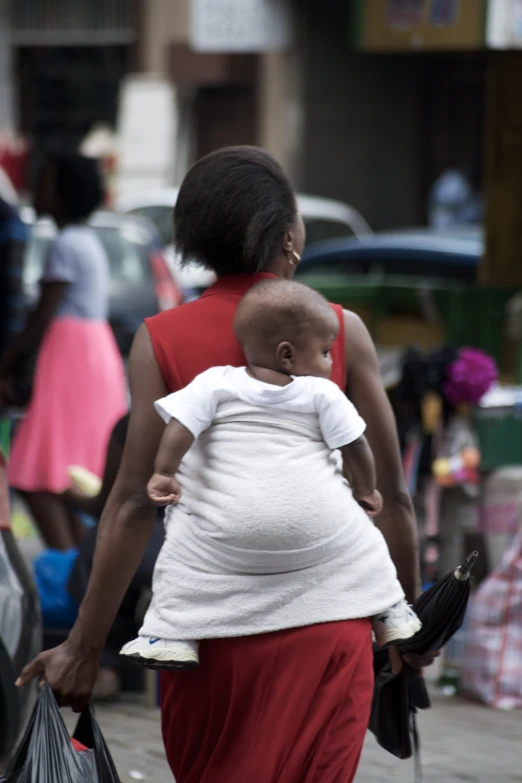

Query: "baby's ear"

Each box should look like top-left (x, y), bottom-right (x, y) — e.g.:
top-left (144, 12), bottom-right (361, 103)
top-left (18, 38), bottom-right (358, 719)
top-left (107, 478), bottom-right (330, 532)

top-left (276, 341), bottom-right (294, 371)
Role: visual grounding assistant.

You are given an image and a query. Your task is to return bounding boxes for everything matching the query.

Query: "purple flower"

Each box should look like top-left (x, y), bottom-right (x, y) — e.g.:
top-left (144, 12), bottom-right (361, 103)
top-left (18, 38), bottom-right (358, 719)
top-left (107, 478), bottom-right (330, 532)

top-left (442, 348), bottom-right (498, 406)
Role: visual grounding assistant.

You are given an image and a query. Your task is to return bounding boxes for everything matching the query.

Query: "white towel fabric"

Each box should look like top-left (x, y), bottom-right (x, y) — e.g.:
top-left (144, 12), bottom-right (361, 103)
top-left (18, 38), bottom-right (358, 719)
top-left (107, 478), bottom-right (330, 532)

top-left (141, 369), bottom-right (404, 640)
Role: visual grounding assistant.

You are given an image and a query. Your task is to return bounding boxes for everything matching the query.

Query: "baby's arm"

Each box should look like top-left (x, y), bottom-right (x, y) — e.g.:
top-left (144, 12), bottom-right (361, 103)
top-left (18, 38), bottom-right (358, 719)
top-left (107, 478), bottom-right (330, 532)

top-left (316, 379), bottom-right (383, 517)
top-left (148, 367), bottom-right (225, 505)
top-left (340, 437), bottom-right (382, 517)
top-left (147, 420), bottom-right (194, 505)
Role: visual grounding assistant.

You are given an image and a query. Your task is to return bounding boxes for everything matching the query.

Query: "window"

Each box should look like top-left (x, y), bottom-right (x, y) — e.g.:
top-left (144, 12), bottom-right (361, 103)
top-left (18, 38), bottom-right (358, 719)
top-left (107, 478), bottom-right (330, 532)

top-left (128, 206), bottom-right (174, 247)
top-left (303, 218), bottom-right (355, 246)
top-left (94, 227), bottom-right (149, 283)
top-left (24, 225), bottom-right (150, 291)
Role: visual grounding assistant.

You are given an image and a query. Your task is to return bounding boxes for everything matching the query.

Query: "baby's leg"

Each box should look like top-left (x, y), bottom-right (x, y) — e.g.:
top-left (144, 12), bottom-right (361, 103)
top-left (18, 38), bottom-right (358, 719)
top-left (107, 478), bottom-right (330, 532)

top-left (120, 637), bottom-right (200, 670)
top-left (372, 600), bottom-right (421, 648)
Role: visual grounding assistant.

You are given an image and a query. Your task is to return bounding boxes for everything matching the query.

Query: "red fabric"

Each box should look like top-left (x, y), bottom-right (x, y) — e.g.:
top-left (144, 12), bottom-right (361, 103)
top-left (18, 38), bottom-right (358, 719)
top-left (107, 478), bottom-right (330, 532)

top-left (147, 274), bottom-right (368, 782)
top-left (161, 620), bottom-right (373, 783)
top-left (145, 273), bottom-right (346, 394)
top-left (71, 738), bottom-right (89, 752)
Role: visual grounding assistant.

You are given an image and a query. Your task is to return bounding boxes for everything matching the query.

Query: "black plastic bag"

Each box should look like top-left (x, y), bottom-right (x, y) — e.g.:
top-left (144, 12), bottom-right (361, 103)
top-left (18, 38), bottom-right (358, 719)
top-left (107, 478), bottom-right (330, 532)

top-left (73, 706), bottom-right (120, 783)
top-left (1, 683), bottom-right (120, 783)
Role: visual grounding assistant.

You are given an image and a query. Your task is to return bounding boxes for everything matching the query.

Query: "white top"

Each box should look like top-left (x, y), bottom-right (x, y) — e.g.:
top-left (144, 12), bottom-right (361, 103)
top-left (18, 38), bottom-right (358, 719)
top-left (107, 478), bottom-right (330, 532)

top-left (155, 365), bottom-right (366, 449)
top-left (142, 366), bottom-right (403, 641)
top-left (42, 225), bottom-right (110, 320)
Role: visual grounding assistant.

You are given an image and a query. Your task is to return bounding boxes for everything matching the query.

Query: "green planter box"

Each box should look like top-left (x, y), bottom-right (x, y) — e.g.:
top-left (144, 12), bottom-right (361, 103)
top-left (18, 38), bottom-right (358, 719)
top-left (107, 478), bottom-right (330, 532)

top-left (297, 273), bottom-right (517, 370)
top-left (474, 406), bottom-right (522, 470)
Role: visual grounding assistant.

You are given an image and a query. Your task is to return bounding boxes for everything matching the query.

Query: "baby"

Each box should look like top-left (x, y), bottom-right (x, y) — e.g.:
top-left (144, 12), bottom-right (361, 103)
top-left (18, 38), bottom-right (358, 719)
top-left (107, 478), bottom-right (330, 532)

top-left (120, 280), bottom-right (421, 669)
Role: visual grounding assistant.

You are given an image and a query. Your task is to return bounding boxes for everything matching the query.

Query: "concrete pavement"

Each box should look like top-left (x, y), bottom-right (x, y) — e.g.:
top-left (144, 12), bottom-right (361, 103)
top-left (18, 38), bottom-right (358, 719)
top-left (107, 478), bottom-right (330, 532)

top-left (63, 692), bottom-right (522, 783)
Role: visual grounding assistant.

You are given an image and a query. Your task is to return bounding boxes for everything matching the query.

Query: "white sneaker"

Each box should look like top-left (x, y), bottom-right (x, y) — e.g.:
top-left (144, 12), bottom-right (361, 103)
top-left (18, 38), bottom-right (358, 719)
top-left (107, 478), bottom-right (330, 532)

top-left (120, 636), bottom-right (200, 670)
top-left (372, 600), bottom-right (422, 648)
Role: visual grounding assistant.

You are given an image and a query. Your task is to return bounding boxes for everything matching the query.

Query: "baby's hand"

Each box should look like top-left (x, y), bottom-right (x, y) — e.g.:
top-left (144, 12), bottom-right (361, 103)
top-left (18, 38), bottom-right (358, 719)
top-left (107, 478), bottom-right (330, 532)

top-left (147, 473), bottom-right (182, 506)
top-left (354, 489), bottom-right (383, 518)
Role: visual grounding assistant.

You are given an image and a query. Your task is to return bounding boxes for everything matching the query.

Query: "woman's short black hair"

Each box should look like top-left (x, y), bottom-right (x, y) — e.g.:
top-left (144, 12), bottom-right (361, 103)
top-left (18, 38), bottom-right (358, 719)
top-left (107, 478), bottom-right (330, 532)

top-left (174, 146), bottom-right (297, 276)
top-left (52, 155), bottom-right (104, 222)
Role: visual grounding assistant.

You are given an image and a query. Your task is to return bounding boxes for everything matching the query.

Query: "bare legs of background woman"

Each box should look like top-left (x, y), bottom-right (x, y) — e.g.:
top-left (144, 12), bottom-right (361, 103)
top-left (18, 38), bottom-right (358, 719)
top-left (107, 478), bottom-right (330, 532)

top-left (17, 490), bottom-right (84, 550)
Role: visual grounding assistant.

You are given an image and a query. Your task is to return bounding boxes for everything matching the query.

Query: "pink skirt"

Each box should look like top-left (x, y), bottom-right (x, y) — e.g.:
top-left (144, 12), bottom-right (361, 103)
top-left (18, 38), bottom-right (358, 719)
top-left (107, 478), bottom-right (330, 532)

top-left (9, 317), bottom-right (127, 493)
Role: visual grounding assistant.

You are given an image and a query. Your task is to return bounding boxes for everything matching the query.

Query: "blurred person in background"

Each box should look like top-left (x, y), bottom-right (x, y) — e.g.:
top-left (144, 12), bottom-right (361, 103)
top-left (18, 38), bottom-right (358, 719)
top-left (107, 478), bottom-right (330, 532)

top-left (0, 155), bottom-right (127, 550)
top-left (0, 195), bottom-right (28, 359)
top-left (428, 165), bottom-right (483, 229)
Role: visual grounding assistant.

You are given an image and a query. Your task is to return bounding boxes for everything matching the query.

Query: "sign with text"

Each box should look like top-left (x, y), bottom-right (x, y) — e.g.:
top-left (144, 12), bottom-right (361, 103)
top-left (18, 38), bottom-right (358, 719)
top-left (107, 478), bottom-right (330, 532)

top-left (190, 0), bottom-right (292, 53)
top-left (355, 0), bottom-right (486, 51)
top-left (487, 0), bottom-right (522, 49)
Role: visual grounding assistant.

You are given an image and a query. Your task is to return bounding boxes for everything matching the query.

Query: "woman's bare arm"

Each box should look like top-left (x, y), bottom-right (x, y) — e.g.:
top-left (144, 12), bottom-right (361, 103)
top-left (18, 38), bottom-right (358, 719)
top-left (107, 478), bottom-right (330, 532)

top-left (344, 311), bottom-right (421, 603)
top-left (17, 324), bottom-right (167, 708)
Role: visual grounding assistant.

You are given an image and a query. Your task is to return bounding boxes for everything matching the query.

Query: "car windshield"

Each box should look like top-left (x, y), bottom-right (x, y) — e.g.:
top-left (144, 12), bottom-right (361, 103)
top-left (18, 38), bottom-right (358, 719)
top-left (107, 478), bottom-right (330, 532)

top-left (127, 205), bottom-right (174, 247)
top-left (24, 224), bottom-right (150, 287)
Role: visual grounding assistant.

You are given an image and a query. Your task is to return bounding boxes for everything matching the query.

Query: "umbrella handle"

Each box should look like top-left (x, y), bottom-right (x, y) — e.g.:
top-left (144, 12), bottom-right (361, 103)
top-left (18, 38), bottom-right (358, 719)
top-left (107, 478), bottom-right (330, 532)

top-left (454, 550), bottom-right (479, 581)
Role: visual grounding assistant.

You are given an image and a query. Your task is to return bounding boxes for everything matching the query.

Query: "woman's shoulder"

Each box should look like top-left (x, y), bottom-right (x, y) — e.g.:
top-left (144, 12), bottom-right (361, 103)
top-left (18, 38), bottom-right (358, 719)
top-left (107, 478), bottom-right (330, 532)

top-left (145, 296), bottom-right (208, 336)
top-left (342, 310), bottom-right (375, 362)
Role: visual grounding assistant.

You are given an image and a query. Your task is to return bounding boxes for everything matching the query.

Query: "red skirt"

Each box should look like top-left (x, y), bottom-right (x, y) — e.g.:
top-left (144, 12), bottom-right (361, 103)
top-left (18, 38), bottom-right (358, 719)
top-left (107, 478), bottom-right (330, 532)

top-left (161, 619), bottom-right (373, 783)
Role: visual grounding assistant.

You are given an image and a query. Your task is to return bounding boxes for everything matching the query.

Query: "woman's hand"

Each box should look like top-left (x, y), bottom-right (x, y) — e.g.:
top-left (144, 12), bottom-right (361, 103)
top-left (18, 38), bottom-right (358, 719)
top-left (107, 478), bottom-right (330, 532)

top-left (402, 649), bottom-right (441, 670)
top-left (147, 472), bottom-right (182, 506)
top-left (388, 645), bottom-right (441, 675)
top-left (16, 639), bottom-right (100, 713)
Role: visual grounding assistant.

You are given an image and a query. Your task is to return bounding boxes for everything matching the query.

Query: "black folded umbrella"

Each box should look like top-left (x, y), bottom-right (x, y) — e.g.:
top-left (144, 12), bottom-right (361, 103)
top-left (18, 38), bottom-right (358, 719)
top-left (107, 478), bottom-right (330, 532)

top-left (369, 551), bottom-right (478, 766)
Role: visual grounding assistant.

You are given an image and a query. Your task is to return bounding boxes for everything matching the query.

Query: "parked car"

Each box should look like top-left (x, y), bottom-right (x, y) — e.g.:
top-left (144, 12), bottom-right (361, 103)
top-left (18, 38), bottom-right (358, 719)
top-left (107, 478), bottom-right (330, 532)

top-left (0, 450), bottom-right (40, 766)
top-left (295, 227), bottom-right (502, 377)
top-left (297, 227), bottom-right (482, 283)
top-left (115, 189), bottom-right (373, 292)
top-left (22, 210), bottom-right (183, 355)
top-left (297, 194), bottom-right (373, 244)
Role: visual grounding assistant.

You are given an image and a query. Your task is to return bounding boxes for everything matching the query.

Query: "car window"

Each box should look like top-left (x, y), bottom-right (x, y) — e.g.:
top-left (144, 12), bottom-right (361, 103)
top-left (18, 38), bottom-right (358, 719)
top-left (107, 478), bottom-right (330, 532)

top-left (127, 206), bottom-right (174, 247)
top-left (95, 227), bottom-right (150, 283)
top-left (303, 218), bottom-right (355, 245)
top-left (24, 226), bottom-right (150, 288)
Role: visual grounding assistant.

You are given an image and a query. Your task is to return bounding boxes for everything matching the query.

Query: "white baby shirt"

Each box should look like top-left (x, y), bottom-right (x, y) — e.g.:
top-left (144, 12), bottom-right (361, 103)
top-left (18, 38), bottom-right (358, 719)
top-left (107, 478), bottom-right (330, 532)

top-left (155, 365), bottom-right (366, 449)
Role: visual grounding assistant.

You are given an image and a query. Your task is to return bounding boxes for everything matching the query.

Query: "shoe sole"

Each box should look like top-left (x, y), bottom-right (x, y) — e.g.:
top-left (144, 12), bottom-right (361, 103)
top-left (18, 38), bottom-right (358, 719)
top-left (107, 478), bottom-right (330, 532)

top-left (375, 618), bottom-right (423, 649)
top-left (122, 653), bottom-right (199, 671)
top-left (120, 647), bottom-right (200, 672)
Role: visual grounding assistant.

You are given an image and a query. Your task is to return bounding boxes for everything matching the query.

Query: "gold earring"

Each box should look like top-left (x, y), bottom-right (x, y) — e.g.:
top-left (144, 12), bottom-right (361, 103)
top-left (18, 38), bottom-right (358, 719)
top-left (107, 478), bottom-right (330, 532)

top-left (288, 250), bottom-right (301, 266)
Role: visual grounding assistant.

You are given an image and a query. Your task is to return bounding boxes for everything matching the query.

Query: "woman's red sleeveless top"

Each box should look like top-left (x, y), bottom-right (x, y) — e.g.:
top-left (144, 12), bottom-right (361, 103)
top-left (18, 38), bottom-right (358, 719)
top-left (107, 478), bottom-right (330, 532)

top-left (145, 273), bottom-right (345, 393)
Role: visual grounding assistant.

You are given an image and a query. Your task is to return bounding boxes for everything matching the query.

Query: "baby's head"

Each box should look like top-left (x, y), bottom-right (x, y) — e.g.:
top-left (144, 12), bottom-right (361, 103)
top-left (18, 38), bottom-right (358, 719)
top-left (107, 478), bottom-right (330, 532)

top-left (234, 280), bottom-right (339, 379)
